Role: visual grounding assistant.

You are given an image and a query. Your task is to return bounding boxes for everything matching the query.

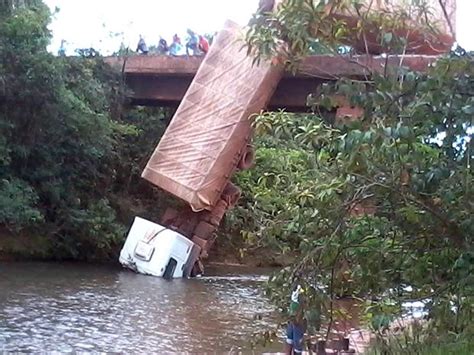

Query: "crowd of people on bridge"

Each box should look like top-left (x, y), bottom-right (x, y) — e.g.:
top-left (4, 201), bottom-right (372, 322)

top-left (136, 29), bottom-right (212, 56)
top-left (57, 29), bottom-right (213, 57)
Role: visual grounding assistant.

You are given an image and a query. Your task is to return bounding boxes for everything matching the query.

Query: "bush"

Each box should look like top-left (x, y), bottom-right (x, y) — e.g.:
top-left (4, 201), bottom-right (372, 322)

top-left (0, 1), bottom-right (172, 260)
top-left (0, 179), bottom-right (42, 229)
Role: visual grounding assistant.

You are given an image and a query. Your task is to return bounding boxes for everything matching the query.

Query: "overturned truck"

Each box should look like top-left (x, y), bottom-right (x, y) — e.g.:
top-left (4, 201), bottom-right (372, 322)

top-left (120, 20), bottom-right (284, 277)
top-left (119, 0), bottom-right (456, 278)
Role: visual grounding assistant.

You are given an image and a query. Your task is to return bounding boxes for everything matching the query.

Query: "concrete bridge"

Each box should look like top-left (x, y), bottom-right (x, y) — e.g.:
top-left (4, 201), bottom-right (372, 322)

top-left (105, 55), bottom-right (436, 111)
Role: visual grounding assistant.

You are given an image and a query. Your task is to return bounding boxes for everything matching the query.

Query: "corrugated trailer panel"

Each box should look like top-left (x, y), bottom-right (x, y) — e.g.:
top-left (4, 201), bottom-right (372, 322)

top-left (142, 20), bottom-right (283, 211)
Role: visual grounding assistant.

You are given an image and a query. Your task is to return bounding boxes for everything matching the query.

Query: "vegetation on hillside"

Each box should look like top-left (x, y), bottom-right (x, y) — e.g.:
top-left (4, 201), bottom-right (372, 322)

top-left (237, 0), bottom-right (473, 351)
top-left (0, 1), bottom-right (173, 259)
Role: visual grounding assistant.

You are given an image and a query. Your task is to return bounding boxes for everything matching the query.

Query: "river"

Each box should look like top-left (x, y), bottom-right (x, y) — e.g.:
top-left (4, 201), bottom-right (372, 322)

top-left (0, 262), bottom-right (280, 353)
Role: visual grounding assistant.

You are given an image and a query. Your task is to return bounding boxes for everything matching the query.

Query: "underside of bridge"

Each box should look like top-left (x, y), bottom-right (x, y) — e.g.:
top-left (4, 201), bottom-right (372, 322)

top-left (105, 54), bottom-right (436, 112)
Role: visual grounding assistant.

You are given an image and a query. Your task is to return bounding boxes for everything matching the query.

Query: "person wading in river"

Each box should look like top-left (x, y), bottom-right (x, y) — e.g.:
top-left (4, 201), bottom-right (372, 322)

top-left (285, 284), bottom-right (307, 355)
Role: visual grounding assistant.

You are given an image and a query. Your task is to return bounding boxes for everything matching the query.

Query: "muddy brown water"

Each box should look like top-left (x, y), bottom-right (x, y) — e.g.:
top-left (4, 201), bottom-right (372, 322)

top-left (0, 262), bottom-right (281, 353)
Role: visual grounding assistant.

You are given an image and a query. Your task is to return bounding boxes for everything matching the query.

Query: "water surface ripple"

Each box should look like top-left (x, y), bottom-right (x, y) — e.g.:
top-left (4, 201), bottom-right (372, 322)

top-left (0, 262), bottom-right (276, 352)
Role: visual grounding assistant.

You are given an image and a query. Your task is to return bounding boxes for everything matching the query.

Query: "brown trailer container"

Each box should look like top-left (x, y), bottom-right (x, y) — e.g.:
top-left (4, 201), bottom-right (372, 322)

top-left (335, 0), bottom-right (456, 55)
top-left (142, 20), bottom-right (283, 212)
top-left (265, 0), bottom-right (456, 55)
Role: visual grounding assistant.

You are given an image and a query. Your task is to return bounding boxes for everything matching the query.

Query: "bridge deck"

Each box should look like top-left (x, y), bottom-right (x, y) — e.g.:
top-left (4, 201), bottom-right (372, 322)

top-left (105, 54), bottom-right (436, 111)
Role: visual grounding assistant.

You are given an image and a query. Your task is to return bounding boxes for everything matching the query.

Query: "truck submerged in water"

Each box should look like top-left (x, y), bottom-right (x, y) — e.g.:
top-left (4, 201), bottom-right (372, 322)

top-left (119, 19), bottom-right (283, 278)
top-left (119, 0), bottom-right (455, 278)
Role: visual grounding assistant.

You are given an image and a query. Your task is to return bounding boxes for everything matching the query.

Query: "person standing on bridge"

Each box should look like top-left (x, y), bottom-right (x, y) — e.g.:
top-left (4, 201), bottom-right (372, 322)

top-left (169, 34), bottom-right (183, 56)
top-left (136, 35), bottom-right (149, 55)
top-left (157, 37), bottom-right (168, 55)
top-left (198, 35), bottom-right (210, 55)
top-left (185, 29), bottom-right (199, 56)
top-left (58, 39), bottom-right (66, 57)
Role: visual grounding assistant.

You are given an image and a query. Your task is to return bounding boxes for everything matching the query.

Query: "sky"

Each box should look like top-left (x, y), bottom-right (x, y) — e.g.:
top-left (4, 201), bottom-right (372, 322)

top-left (44, 0), bottom-right (257, 55)
top-left (44, 0), bottom-right (474, 55)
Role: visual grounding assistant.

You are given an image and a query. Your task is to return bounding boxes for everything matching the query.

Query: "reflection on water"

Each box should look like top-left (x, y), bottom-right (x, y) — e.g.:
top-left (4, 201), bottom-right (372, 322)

top-left (0, 262), bottom-right (277, 352)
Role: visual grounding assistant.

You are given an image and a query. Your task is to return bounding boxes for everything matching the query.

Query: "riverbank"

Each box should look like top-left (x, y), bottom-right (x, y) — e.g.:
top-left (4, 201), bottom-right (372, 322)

top-left (0, 233), bottom-right (56, 262)
top-left (0, 230), bottom-right (291, 269)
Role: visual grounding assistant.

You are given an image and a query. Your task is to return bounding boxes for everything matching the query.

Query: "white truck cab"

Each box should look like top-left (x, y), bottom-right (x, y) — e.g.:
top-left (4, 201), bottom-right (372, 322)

top-left (119, 216), bottom-right (200, 278)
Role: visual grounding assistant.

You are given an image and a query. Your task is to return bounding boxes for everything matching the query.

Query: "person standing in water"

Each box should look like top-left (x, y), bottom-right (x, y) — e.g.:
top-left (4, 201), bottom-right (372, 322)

top-left (285, 284), bottom-right (307, 354)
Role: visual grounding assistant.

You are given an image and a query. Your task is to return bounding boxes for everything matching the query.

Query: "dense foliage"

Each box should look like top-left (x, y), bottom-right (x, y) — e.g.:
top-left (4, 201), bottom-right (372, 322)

top-left (0, 1), bottom-right (171, 259)
top-left (238, 0), bottom-right (473, 351)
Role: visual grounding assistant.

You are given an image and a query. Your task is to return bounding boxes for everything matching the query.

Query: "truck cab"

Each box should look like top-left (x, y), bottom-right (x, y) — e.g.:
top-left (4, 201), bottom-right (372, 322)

top-left (119, 217), bottom-right (201, 279)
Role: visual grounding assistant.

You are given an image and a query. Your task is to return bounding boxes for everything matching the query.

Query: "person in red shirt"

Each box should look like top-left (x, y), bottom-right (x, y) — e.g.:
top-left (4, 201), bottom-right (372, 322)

top-left (198, 35), bottom-right (210, 54)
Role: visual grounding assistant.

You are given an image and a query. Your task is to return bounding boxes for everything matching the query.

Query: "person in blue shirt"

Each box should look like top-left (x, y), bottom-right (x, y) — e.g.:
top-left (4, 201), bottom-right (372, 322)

top-left (58, 39), bottom-right (66, 57)
top-left (136, 35), bottom-right (149, 55)
top-left (157, 37), bottom-right (168, 55)
top-left (185, 29), bottom-right (199, 56)
top-left (169, 34), bottom-right (183, 56)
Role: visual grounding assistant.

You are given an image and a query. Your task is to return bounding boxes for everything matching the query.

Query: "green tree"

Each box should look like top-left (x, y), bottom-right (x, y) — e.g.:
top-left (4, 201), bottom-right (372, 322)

top-left (0, 1), bottom-right (173, 259)
top-left (240, 0), bottom-right (473, 349)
